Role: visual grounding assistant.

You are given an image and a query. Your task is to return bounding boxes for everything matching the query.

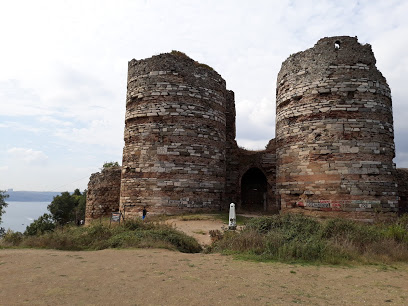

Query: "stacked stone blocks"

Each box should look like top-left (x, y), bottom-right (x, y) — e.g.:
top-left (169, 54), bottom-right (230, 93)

top-left (85, 36), bottom-right (404, 222)
top-left (276, 36), bottom-right (397, 217)
top-left (120, 52), bottom-right (227, 215)
top-left (85, 166), bottom-right (121, 223)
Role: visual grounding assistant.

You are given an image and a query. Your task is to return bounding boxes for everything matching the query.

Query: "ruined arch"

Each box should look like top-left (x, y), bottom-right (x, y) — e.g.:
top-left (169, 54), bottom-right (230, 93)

top-left (240, 167), bottom-right (267, 211)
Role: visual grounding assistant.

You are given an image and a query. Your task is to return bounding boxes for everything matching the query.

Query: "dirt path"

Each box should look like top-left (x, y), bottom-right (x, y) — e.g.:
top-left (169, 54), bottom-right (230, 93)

top-left (166, 218), bottom-right (225, 245)
top-left (1, 248), bottom-right (408, 305)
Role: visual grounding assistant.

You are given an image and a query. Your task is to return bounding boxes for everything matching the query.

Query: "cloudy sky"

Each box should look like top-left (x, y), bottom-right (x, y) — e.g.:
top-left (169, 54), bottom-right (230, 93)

top-left (1, 0), bottom-right (408, 192)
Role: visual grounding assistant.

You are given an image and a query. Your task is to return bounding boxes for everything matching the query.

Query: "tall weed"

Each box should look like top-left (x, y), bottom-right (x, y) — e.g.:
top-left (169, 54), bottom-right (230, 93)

top-left (212, 214), bottom-right (408, 264)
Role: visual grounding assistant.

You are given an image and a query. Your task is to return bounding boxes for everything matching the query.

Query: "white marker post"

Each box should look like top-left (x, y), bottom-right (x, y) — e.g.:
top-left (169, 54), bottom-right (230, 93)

top-left (228, 203), bottom-right (237, 230)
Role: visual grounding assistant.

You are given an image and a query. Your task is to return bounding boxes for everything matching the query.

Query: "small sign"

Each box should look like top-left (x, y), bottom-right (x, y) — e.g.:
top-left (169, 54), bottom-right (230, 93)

top-left (110, 212), bottom-right (122, 225)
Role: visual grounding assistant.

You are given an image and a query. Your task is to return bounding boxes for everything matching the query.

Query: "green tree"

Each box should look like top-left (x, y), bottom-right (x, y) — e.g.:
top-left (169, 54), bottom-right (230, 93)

top-left (0, 190), bottom-right (9, 236)
top-left (24, 213), bottom-right (56, 236)
top-left (48, 192), bottom-right (76, 225)
top-left (24, 189), bottom-right (86, 235)
top-left (47, 189), bottom-right (86, 226)
top-left (72, 189), bottom-right (86, 222)
top-left (0, 190), bottom-right (9, 224)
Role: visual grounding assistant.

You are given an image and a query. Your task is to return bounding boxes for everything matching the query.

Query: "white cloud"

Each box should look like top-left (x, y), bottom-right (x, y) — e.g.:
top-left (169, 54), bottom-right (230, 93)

top-left (0, 121), bottom-right (44, 133)
top-left (236, 139), bottom-right (271, 151)
top-left (236, 97), bottom-right (275, 148)
top-left (38, 116), bottom-right (73, 127)
top-left (7, 148), bottom-right (48, 165)
top-left (53, 119), bottom-right (124, 149)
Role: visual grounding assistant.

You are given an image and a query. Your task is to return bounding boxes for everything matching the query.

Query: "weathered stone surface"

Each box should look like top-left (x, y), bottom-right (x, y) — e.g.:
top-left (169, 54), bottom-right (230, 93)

top-left (120, 52), bottom-right (228, 216)
top-left (275, 36), bottom-right (398, 220)
top-left (85, 166), bottom-right (121, 223)
top-left (85, 37), bottom-right (406, 221)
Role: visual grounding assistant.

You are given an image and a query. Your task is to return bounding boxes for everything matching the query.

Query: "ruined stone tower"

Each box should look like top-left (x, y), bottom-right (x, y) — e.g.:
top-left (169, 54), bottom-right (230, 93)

top-left (276, 36), bottom-right (398, 217)
top-left (86, 36), bottom-right (404, 222)
top-left (120, 52), bottom-right (228, 216)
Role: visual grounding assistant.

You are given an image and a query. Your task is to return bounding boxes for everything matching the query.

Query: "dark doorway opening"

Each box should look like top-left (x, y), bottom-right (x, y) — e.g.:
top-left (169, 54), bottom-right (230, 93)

top-left (399, 196), bottom-right (408, 215)
top-left (241, 167), bottom-right (267, 211)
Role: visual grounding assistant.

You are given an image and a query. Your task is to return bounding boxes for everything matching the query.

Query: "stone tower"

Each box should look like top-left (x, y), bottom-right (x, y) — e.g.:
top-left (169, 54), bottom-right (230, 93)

top-left (275, 36), bottom-right (398, 217)
top-left (120, 52), bottom-right (228, 216)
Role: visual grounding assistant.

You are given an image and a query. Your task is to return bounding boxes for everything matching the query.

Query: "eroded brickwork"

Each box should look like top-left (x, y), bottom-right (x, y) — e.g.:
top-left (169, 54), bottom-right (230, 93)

top-left (85, 36), bottom-right (405, 221)
top-left (276, 36), bottom-right (398, 219)
top-left (85, 166), bottom-right (121, 223)
top-left (120, 52), bottom-right (227, 216)
top-left (225, 140), bottom-right (277, 212)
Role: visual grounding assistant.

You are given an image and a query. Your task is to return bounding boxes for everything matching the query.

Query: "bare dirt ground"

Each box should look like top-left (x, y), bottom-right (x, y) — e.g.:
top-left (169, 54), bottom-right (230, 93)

top-left (1, 249), bottom-right (408, 305)
top-left (165, 218), bottom-right (226, 245)
top-left (1, 217), bottom-right (408, 305)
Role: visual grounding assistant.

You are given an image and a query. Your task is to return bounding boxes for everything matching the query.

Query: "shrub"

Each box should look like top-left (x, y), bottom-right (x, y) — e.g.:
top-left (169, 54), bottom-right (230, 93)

top-left (2, 220), bottom-right (202, 253)
top-left (102, 161), bottom-right (120, 169)
top-left (382, 224), bottom-right (408, 243)
top-left (24, 213), bottom-right (56, 236)
top-left (134, 227), bottom-right (202, 253)
top-left (2, 230), bottom-right (23, 246)
top-left (212, 214), bottom-right (408, 264)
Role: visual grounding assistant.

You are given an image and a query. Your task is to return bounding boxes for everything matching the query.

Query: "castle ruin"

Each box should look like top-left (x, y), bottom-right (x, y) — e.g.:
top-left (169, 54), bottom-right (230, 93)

top-left (86, 36), bottom-right (408, 222)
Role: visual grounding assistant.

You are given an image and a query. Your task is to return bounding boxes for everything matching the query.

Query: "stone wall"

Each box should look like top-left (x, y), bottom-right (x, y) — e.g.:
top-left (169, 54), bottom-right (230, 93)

top-left (85, 166), bottom-right (121, 223)
top-left (85, 36), bottom-right (405, 220)
top-left (225, 139), bottom-right (277, 212)
top-left (120, 52), bottom-right (228, 216)
top-left (276, 36), bottom-right (398, 220)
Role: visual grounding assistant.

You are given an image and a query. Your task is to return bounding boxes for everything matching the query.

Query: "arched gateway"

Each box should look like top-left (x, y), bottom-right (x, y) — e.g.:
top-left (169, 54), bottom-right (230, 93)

top-left (240, 167), bottom-right (267, 211)
top-left (86, 37), bottom-right (404, 224)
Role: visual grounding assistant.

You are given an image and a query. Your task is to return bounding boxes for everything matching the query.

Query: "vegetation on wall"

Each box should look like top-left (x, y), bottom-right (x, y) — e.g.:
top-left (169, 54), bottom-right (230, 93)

top-left (101, 161), bottom-right (120, 169)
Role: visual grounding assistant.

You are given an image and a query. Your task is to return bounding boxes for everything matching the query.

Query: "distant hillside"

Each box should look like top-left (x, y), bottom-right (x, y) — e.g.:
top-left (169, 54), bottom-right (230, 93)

top-left (6, 191), bottom-right (62, 202)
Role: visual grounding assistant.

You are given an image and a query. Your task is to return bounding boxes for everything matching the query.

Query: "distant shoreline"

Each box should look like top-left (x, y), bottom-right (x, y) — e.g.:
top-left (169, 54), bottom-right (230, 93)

top-left (6, 191), bottom-right (62, 202)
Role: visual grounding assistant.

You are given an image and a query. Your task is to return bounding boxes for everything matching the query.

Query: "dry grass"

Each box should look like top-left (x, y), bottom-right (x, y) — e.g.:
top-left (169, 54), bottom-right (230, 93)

top-left (211, 214), bottom-right (408, 265)
top-left (1, 219), bottom-right (202, 253)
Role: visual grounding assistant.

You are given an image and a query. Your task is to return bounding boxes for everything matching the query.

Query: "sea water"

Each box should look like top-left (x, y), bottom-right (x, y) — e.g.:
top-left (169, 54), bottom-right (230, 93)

top-left (1, 201), bottom-right (50, 233)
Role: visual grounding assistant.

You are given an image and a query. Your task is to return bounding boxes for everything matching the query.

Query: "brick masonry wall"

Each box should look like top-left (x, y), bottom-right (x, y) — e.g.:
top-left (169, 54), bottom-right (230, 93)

top-left (225, 139), bottom-right (277, 212)
top-left (85, 166), bottom-right (121, 223)
top-left (120, 52), bottom-right (227, 216)
top-left (276, 36), bottom-right (398, 219)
